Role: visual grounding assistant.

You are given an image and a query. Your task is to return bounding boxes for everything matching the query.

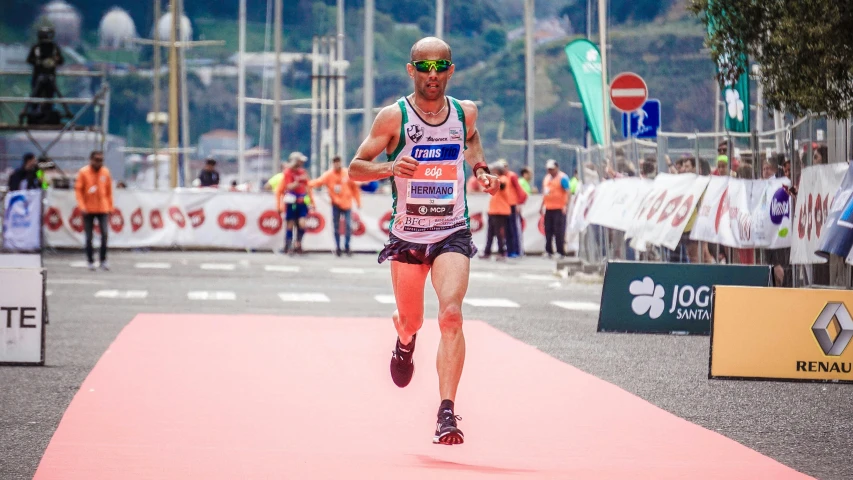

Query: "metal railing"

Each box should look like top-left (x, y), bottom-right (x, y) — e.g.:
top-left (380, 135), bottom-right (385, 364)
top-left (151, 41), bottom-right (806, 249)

top-left (567, 114), bottom-right (851, 288)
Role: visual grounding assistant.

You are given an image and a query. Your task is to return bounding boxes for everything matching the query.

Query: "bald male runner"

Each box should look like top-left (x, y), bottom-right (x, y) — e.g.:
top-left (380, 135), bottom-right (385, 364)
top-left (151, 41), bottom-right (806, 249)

top-left (349, 37), bottom-right (500, 445)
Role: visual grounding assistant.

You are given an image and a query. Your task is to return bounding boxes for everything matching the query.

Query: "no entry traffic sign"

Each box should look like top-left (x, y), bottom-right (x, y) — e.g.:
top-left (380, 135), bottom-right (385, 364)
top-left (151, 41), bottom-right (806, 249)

top-left (610, 72), bottom-right (648, 112)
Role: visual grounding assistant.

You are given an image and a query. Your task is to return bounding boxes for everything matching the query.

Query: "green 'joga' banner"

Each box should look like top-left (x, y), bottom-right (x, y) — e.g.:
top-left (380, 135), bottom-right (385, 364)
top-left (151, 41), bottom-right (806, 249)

top-left (597, 261), bottom-right (770, 335)
top-left (565, 39), bottom-right (606, 146)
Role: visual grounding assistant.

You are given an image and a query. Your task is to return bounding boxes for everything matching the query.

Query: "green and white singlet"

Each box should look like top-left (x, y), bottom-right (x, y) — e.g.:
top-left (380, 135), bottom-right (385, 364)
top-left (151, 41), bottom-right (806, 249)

top-left (387, 95), bottom-right (470, 244)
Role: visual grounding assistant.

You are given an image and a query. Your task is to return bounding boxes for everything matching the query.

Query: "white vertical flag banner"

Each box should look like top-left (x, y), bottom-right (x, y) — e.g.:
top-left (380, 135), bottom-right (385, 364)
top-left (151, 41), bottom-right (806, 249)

top-left (3, 189), bottom-right (43, 251)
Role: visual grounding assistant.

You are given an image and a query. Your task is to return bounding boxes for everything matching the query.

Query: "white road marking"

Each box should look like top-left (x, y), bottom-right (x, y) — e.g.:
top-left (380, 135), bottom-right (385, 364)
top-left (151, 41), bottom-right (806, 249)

top-left (188, 291), bottom-right (236, 301)
top-left (69, 261), bottom-right (90, 268)
top-left (135, 262), bottom-right (172, 269)
top-left (552, 301), bottom-right (600, 312)
top-left (522, 274), bottom-right (560, 281)
top-left (374, 294), bottom-right (396, 304)
top-left (95, 290), bottom-right (149, 299)
top-left (265, 265), bottom-right (301, 273)
top-left (463, 298), bottom-right (519, 308)
top-left (329, 267), bottom-right (365, 274)
top-left (46, 290), bottom-right (52, 297)
top-left (278, 292), bottom-right (330, 303)
top-left (48, 278), bottom-right (104, 285)
top-left (200, 263), bottom-right (236, 271)
top-left (469, 272), bottom-right (496, 279)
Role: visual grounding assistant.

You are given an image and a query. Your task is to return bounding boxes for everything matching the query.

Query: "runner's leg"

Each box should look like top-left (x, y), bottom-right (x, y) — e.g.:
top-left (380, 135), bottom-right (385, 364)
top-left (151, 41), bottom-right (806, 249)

top-left (389, 259), bottom-right (429, 388)
top-left (390, 260), bottom-right (429, 345)
top-left (429, 251), bottom-right (469, 444)
top-left (429, 252), bottom-right (468, 403)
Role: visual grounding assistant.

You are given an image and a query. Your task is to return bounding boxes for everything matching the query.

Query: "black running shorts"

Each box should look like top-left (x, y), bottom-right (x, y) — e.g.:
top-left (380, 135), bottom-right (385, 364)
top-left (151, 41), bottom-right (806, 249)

top-left (377, 229), bottom-right (478, 265)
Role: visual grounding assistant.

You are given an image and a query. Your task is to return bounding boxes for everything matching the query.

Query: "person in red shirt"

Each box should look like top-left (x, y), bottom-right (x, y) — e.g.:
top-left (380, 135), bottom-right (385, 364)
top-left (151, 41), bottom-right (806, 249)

top-left (275, 151), bottom-right (314, 254)
top-left (309, 156), bottom-right (362, 256)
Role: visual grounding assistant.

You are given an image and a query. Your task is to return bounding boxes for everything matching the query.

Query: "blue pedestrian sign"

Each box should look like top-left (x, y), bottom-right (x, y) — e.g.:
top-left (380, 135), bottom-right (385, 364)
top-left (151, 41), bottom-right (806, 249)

top-left (622, 99), bottom-right (661, 139)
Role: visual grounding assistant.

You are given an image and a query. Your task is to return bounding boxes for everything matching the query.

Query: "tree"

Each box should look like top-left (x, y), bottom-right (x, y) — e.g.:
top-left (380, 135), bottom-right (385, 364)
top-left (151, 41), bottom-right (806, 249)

top-left (689, 0), bottom-right (853, 119)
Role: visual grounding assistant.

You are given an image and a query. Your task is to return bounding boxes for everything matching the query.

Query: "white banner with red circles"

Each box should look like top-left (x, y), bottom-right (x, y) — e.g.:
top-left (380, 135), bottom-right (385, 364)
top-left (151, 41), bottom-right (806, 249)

top-left (688, 176), bottom-right (753, 248)
top-left (584, 177), bottom-right (654, 232)
top-left (44, 190), bottom-right (183, 248)
top-left (44, 189), bottom-right (557, 253)
top-left (626, 173), bottom-right (710, 250)
top-left (790, 163), bottom-right (849, 264)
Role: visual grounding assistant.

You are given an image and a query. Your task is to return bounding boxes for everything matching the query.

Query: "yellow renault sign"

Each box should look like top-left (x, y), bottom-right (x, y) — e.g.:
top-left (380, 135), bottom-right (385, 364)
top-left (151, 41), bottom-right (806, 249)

top-left (710, 286), bottom-right (853, 382)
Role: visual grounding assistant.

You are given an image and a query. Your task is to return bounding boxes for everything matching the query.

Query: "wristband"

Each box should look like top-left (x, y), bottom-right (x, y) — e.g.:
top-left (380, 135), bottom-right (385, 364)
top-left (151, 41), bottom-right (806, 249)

top-left (472, 162), bottom-right (489, 175)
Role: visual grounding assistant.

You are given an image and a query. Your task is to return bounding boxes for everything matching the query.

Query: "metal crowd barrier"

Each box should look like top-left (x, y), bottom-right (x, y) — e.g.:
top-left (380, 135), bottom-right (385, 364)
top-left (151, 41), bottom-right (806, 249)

top-left (569, 115), bottom-right (851, 289)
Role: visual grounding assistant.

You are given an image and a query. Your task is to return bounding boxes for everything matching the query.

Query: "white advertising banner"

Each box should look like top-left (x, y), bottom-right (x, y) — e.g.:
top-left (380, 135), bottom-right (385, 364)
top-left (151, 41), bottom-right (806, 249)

top-left (44, 190), bottom-right (552, 254)
top-left (0, 268), bottom-right (44, 364)
top-left (689, 176), bottom-right (794, 249)
top-left (749, 177), bottom-right (793, 249)
top-left (2, 189), bottom-right (42, 251)
top-left (626, 173), bottom-right (710, 250)
top-left (791, 163), bottom-right (849, 264)
top-left (568, 183), bottom-right (595, 235)
top-left (585, 177), bottom-right (654, 231)
top-left (689, 176), bottom-right (751, 248)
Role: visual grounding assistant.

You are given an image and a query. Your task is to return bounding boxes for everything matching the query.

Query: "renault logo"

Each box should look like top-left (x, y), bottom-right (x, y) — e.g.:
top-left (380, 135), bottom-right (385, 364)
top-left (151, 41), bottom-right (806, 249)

top-left (812, 303), bottom-right (853, 356)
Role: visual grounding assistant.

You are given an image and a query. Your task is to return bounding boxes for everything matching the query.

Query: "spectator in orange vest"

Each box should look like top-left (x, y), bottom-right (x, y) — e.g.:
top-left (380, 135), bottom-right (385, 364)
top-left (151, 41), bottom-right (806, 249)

top-left (497, 159), bottom-right (527, 257)
top-left (310, 156), bottom-right (362, 256)
top-left (74, 150), bottom-right (114, 271)
top-left (482, 163), bottom-right (511, 259)
top-left (540, 159), bottom-right (571, 258)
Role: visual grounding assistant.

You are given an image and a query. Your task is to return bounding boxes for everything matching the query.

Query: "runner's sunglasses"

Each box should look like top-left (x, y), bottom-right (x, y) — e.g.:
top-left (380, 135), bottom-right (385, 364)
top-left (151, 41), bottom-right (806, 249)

top-left (410, 59), bottom-right (453, 73)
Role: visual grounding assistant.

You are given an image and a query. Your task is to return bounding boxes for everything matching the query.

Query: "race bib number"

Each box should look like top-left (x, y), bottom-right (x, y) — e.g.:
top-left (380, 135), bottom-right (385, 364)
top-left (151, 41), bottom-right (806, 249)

top-left (406, 165), bottom-right (458, 209)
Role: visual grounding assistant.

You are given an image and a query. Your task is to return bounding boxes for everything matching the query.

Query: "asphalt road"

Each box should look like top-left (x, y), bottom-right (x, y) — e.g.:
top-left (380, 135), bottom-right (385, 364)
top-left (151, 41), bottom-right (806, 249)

top-left (1, 249), bottom-right (850, 479)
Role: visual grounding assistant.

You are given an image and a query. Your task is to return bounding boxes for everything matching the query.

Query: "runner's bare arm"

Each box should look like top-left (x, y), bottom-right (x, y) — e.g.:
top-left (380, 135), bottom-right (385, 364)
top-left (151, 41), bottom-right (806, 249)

top-left (459, 100), bottom-right (500, 195)
top-left (349, 106), bottom-right (418, 181)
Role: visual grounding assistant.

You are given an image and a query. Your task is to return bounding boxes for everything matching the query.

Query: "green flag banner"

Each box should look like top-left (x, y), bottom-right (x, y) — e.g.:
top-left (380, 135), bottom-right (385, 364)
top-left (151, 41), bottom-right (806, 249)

top-left (565, 39), bottom-right (606, 145)
top-left (706, 0), bottom-right (750, 133)
top-left (720, 54), bottom-right (750, 133)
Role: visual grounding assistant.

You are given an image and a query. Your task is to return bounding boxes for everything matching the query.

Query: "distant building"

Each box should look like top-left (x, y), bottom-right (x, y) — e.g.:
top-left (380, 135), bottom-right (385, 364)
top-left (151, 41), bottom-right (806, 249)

top-left (99, 7), bottom-right (138, 50)
top-left (0, 44), bottom-right (30, 71)
top-left (196, 129), bottom-right (253, 161)
top-left (507, 18), bottom-right (569, 46)
top-left (227, 52), bottom-right (313, 77)
top-left (4, 131), bottom-right (126, 181)
top-left (129, 153), bottom-right (171, 190)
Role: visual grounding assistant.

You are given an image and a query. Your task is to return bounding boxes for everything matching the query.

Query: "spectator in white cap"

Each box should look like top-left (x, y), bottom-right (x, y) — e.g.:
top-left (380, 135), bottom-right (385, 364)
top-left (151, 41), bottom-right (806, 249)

top-left (540, 159), bottom-right (571, 258)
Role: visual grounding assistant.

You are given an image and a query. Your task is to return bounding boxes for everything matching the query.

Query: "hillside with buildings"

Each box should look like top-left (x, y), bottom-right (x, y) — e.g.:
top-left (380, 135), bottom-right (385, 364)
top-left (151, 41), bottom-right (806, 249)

top-left (0, 0), bottom-right (714, 188)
